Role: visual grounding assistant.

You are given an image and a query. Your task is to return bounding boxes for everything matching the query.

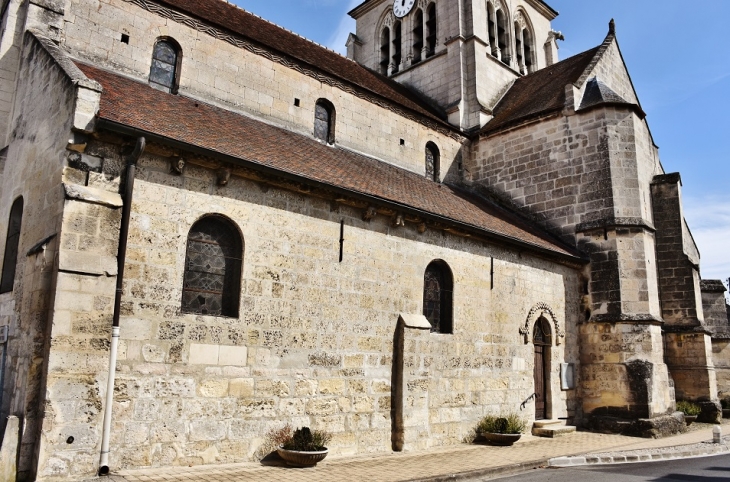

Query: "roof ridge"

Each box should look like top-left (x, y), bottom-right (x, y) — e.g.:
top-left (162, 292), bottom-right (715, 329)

top-left (573, 19), bottom-right (616, 88)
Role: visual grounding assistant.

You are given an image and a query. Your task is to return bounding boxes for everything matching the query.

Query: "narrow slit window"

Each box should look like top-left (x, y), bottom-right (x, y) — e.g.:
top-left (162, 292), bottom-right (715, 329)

top-left (380, 27), bottom-right (391, 75)
top-left (423, 260), bottom-right (453, 334)
top-left (182, 215), bottom-right (242, 317)
top-left (426, 3), bottom-right (437, 57)
top-left (523, 29), bottom-right (534, 73)
top-left (0, 197), bottom-right (23, 294)
top-left (392, 21), bottom-right (402, 73)
top-left (412, 9), bottom-right (424, 64)
top-left (314, 99), bottom-right (336, 144)
top-left (149, 38), bottom-right (181, 93)
top-left (487, 3), bottom-right (497, 57)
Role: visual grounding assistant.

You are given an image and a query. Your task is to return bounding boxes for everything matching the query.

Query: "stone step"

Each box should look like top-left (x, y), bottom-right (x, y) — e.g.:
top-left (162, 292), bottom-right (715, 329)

top-left (532, 419), bottom-right (566, 428)
top-left (532, 425), bottom-right (577, 438)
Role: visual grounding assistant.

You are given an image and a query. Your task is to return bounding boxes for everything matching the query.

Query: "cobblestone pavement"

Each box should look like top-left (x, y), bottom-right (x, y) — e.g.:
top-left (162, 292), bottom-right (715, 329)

top-left (90, 421), bottom-right (730, 482)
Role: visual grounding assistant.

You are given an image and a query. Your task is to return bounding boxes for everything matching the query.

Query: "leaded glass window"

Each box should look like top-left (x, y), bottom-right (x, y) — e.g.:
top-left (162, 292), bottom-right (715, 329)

top-left (425, 142), bottom-right (440, 182)
top-left (533, 316), bottom-right (552, 346)
top-left (314, 99), bottom-right (335, 144)
top-left (423, 260), bottom-right (453, 334)
top-left (0, 197), bottom-right (23, 294)
top-left (149, 38), bottom-right (181, 93)
top-left (182, 216), bottom-right (242, 317)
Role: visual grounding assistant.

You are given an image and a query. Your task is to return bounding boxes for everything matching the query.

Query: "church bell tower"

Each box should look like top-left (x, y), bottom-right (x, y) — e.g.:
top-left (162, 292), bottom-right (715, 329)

top-left (348, 0), bottom-right (561, 131)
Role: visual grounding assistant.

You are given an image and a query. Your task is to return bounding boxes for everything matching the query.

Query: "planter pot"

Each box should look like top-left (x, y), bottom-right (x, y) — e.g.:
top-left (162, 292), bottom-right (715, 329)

top-left (480, 433), bottom-right (522, 446)
top-left (277, 447), bottom-right (329, 467)
top-left (684, 415), bottom-right (698, 426)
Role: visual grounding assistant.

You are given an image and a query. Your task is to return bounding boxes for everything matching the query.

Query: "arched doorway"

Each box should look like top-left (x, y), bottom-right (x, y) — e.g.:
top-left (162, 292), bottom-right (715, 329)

top-left (533, 316), bottom-right (552, 420)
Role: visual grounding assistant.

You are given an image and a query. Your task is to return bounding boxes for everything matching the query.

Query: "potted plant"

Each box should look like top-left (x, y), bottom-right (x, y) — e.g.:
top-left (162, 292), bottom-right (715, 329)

top-left (476, 413), bottom-right (527, 446)
top-left (265, 425), bottom-right (332, 467)
top-left (677, 400), bottom-right (702, 425)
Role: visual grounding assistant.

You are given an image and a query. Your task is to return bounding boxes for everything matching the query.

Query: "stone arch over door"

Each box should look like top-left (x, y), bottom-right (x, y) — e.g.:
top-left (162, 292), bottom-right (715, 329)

top-left (519, 302), bottom-right (563, 420)
top-left (519, 302), bottom-right (564, 345)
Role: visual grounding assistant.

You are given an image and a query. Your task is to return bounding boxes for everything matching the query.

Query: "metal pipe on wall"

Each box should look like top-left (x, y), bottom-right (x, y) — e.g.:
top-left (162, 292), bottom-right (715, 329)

top-left (98, 137), bottom-right (146, 476)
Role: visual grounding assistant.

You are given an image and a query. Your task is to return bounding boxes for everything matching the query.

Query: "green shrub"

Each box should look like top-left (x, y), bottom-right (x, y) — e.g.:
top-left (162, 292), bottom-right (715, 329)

top-left (677, 400), bottom-right (702, 416)
top-left (476, 413), bottom-right (526, 435)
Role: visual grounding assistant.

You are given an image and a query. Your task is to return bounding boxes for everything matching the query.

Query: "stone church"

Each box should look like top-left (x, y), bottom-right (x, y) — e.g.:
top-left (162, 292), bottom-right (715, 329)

top-left (0, 0), bottom-right (727, 479)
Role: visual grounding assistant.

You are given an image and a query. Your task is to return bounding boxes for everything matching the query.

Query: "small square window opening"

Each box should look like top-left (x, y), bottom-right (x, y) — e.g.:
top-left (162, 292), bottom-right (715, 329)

top-left (121, 34), bottom-right (130, 44)
top-left (294, 98), bottom-right (300, 107)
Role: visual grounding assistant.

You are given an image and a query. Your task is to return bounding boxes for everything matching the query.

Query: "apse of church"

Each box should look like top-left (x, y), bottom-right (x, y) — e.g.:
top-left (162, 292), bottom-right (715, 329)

top-left (0, 0), bottom-right (726, 480)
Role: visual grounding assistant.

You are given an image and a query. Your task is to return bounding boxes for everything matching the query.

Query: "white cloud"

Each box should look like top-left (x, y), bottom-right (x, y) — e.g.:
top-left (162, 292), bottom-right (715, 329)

top-left (326, 0), bottom-right (359, 54)
top-left (683, 195), bottom-right (730, 283)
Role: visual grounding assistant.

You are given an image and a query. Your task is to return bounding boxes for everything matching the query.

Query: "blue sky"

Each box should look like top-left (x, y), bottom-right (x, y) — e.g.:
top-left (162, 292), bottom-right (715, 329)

top-left (232, 0), bottom-right (730, 285)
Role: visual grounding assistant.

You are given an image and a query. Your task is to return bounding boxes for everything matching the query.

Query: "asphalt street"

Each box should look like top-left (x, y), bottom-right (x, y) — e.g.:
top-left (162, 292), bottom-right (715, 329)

top-left (485, 453), bottom-right (730, 481)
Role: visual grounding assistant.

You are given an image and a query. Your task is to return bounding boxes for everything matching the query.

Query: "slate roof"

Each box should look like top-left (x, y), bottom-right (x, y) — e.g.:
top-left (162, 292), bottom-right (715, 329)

top-left (480, 47), bottom-right (600, 136)
top-left (77, 62), bottom-right (581, 261)
top-left (153, 0), bottom-right (449, 127)
top-left (579, 78), bottom-right (631, 110)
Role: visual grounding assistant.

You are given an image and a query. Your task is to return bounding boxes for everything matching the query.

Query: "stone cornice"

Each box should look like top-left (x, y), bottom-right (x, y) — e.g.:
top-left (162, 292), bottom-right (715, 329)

top-left (576, 217), bottom-right (655, 233)
top-left (123, 0), bottom-right (464, 141)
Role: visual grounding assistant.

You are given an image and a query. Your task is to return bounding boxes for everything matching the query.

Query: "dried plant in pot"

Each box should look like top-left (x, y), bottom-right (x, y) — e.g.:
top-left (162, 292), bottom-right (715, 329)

top-left (677, 400), bottom-right (702, 425)
top-left (267, 425), bottom-right (332, 467)
top-left (476, 413), bottom-right (527, 446)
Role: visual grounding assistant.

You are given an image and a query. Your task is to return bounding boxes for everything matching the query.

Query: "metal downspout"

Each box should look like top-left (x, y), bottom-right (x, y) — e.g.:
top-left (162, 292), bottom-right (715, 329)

top-left (98, 137), bottom-right (146, 476)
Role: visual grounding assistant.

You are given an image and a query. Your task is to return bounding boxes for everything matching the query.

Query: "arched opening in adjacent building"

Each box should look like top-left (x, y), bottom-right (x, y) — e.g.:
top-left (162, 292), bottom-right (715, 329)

top-left (182, 215), bottom-right (243, 317)
top-left (380, 27), bottom-right (391, 75)
top-left (423, 260), bottom-right (453, 334)
top-left (426, 3), bottom-right (437, 57)
top-left (314, 99), bottom-right (336, 144)
top-left (533, 316), bottom-right (552, 420)
top-left (425, 142), bottom-right (440, 182)
top-left (0, 197), bottom-right (23, 294)
top-left (412, 9), bottom-right (424, 64)
top-left (149, 37), bottom-right (182, 93)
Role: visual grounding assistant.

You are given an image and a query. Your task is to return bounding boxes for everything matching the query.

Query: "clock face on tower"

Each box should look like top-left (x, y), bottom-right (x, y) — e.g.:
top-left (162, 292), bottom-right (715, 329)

top-left (393, 0), bottom-right (416, 18)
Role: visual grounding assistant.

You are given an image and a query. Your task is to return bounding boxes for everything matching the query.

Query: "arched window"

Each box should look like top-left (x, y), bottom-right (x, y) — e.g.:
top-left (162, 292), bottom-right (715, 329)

top-left (423, 260), bottom-right (453, 334)
top-left (412, 9), bottom-right (424, 64)
top-left (149, 37), bottom-right (182, 93)
top-left (182, 215), bottom-right (242, 317)
top-left (314, 99), bottom-right (336, 144)
top-left (380, 27), bottom-right (391, 75)
top-left (425, 142), bottom-right (440, 182)
top-left (0, 197), bottom-right (23, 294)
top-left (496, 9), bottom-right (510, 66)
top-left (392, 21), bottom-right (402, 73)
top-left (426, 3), bottom-right (437, 57)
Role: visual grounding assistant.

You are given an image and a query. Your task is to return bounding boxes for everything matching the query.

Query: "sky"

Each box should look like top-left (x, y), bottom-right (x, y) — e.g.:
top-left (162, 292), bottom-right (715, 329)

top-left (232, 0), bottom-right (730, 286)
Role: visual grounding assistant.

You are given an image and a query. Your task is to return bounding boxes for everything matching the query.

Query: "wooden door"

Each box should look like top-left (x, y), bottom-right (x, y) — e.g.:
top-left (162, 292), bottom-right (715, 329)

top-left (534, 344), bottom-right (546, 419)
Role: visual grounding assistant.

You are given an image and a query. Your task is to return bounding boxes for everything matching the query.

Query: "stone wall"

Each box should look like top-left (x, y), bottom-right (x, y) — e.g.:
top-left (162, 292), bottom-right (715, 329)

top-left (33, 135), bottom-right (583, 477)
top-left (60, 0), bottom-right (464, 179)
top-left (0, 33), bottom-right (83, 481)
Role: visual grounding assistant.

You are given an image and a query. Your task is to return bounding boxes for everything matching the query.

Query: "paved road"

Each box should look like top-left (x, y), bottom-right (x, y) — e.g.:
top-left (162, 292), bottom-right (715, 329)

top-left (486, 453), bottom-right (730, 481)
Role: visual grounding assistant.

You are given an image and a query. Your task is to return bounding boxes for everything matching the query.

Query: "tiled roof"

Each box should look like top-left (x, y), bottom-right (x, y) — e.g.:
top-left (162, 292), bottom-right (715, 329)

top-left (77, 62), bottom-right (581, 261)
top-left (480, 47), bottom-right (599, 136)
top-left (154, 0), bottom-right (449, 127)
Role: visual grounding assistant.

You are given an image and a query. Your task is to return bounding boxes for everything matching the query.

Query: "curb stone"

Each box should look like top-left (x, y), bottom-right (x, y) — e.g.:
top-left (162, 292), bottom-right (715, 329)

top-left (548, 442), bottom-right (730, 468)
top-left (404, 459), bottom-right (548, 482)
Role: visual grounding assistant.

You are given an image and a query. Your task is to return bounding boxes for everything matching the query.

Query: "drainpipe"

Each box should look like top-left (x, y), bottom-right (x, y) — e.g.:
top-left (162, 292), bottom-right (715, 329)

top-left (98, 137), bottom-right (146, 476)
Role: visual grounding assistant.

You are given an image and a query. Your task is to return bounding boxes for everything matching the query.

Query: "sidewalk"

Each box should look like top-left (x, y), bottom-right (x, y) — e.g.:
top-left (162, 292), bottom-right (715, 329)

top-left (94, 421), bottom-right (730, 482)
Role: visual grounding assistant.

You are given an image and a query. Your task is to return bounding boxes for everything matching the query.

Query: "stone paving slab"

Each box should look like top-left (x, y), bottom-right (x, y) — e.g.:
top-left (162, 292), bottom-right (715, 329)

top-left (83, 421), bottom-right (730, 482)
